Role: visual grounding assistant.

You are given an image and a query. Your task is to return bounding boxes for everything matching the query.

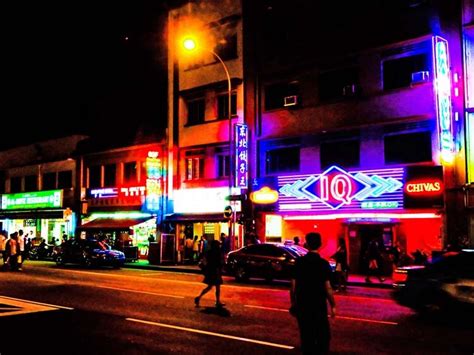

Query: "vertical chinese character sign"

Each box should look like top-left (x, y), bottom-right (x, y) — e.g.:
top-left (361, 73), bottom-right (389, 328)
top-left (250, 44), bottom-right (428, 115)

top-left (235, 124), bottom-right (248, 189)
top-left (145, 151), bottom-right (162, 211)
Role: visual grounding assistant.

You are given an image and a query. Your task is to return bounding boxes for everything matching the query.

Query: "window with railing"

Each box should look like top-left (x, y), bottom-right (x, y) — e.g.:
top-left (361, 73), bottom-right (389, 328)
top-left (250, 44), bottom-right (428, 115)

top-left (187, 99), bottom-right (205, 126)
top-left (217, 93), bottom-right (237, 119)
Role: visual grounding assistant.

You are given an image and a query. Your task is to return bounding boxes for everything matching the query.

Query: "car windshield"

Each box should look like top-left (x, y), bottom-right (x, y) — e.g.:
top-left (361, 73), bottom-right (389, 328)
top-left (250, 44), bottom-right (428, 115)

top-left (88, 240), bottom-right (110, 251)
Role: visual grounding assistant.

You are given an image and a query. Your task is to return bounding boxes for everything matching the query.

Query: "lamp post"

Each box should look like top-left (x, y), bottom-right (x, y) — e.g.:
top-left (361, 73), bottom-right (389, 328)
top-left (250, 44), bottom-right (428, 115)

top-left (182, 38), bottom-right (235, 250)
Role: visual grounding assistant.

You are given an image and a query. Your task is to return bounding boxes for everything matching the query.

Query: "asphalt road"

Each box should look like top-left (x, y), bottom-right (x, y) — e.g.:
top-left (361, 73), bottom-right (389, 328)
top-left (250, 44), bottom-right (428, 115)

top-left (0, 261), bottom-right (472, 354)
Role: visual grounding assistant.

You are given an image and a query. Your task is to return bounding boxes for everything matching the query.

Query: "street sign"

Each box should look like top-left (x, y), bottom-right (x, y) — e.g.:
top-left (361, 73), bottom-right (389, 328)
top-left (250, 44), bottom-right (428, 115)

top-left (226, 194), bottom-right (246, 201)
top-left (224, 205), bottom-right (233, 219)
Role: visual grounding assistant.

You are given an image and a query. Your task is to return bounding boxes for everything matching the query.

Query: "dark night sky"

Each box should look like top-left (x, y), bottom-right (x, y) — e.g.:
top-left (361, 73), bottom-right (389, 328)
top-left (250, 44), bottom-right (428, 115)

top-left (2, 1), bottom-right (170, 150)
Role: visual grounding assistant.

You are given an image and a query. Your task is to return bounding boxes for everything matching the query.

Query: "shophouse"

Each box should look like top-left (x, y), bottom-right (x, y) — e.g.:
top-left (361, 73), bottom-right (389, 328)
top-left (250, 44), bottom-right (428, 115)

top-left (0, 135), bottom-right (88, 243)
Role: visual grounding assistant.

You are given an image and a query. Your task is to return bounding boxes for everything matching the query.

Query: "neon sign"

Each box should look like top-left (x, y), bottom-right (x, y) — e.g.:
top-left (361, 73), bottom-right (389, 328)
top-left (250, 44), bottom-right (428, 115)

top-left (1, 190), bottom-right (63, 210)
top-left (278, 166), bottom-right (404, 212)
top-left (250, 187), bottom-right (279, 204)
top-left (89, 188), bottom-right (118, 198)
top-left (405, 180), bottom-right (443, 195)
top-left (235, 124), bottom-right (248, 189)
top-left (145, 151), bottom-right (162, 211)
top-left (433, 36), bottom-right (454, 164)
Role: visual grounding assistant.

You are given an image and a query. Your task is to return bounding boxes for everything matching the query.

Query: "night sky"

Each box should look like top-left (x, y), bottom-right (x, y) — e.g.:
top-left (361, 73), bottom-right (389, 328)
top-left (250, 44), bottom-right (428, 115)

top-left (2, 1), bottom-right (170, 150)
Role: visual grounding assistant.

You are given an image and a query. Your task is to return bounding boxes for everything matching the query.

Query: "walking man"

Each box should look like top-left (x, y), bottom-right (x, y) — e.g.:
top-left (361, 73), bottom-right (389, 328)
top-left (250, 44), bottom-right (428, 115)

top-left (290, 232), bottom-right (336, 354)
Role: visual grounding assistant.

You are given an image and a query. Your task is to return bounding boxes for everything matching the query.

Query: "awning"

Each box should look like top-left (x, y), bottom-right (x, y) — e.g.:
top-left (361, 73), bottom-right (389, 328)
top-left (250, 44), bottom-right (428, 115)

top-left (164, 213), bottom-right (228, 223)
top-left (78, 217), bottom-right (152, 230)
top-left (0, 210), bottom-right (64, 220)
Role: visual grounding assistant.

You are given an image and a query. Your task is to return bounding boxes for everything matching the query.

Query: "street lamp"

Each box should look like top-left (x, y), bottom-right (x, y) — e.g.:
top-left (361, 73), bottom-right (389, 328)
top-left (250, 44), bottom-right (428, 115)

top-left (181, 37), bottom-right (235, 250)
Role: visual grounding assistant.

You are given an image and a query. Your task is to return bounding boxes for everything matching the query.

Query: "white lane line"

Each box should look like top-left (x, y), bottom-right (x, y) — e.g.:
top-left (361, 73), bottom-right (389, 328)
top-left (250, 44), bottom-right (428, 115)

top-left (126, 318), bottom-right (295, 350)
top-left (0, 295), bottom-right (74, 310)
top-left (92, 285), bottom-right (185, 299)
top-left (244, 305), bottom-right (398, 326)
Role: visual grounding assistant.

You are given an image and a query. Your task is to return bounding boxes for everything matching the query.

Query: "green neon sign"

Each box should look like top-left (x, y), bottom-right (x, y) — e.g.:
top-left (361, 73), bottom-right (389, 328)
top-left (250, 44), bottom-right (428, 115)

top-left (1, 190), bottom-right (63, 210)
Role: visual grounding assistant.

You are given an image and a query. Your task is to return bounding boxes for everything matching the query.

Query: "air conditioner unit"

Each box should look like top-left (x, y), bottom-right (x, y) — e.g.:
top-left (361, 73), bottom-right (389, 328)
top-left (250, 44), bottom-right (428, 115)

top-left (411, 71), bottom-right (430, 84)
top-left (342, 84), bottom-right (357, 97)
top-left (284, 95), bottom-right (298, 107)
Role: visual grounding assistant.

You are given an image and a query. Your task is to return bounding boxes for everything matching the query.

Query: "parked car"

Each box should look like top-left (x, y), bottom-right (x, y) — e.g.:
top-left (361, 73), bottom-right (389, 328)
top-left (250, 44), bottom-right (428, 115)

top-left (225, 242), bottom-right (336, 284)
top-left (55, 238), bottom-right (126, 268)
top-left (393, 249), bottom-right (474, 312)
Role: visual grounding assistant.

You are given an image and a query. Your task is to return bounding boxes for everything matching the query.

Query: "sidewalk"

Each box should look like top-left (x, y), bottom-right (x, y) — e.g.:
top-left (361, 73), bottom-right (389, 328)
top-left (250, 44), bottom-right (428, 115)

top-left (124, 260), bottom-right (393, 289)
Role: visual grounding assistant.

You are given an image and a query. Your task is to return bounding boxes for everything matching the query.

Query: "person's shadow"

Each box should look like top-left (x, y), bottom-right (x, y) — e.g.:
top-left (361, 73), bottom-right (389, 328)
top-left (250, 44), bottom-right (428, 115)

top-left (201, 306), bottom-right (231, 317)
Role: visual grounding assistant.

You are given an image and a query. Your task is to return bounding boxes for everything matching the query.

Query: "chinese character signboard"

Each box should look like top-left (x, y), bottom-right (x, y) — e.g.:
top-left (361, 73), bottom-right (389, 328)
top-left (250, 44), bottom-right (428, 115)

top-left (145, 151), bottom-right (162, 212)
top-left (1, 190), bottom-right (63, 210)
top-left (234, 124), bottom-right (248, 189)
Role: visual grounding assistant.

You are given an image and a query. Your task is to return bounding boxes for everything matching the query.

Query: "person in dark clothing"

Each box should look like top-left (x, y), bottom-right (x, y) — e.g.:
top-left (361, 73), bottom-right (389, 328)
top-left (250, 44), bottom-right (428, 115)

top-left (290, 232), bottom-right (336, 355)
top-left (365, 237), bottom-right (385, 283)
top-left (194, 240), bottom-right (225, 308)
top-left (333, 237), bottom-right (349, 292)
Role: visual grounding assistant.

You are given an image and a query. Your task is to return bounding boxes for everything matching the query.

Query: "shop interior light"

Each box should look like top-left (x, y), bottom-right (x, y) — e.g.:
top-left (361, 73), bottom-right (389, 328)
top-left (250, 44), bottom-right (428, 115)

top-left (283, 212), bottom-right (440, 220)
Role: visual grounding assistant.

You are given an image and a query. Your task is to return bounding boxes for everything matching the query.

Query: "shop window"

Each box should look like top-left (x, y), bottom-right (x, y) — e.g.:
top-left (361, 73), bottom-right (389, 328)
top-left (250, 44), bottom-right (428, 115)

top-left (24, 175), bottom-right (38, 192)
top-left (318, 68), bottom-right (359, 101)
top-left (10, 176), bottom-right (22, 193)
top-left (266, 147), bottom-right (300, 174)
top-left (384, 131), bottom-right (432, 164)
top-left (383, 53), bottom-right (430, 90)
top-left (214, 33), bottom-right (238, 61)
top-left (186, 157), bottom-right (204, 180)
top-left (320, 140), bottom-right (360, 169)
top-left (217, 154), bottom-right (230, 178)
top-left (89, 165), bottom-right (101, 188)
top-left (43, 172), bottom-right (56, 190)
top-left (104, 164), bottom-right (116, 187)
top-left (187, 99), bottom-right (205, 126)
top-left (265, 81), bottom-right (299, 111)
top-left (217, 93), bottom-right (237, 119)
top-left (124, 162), bottom-right (138, 184)
top-left (58, 170), bottom-right (72, 189)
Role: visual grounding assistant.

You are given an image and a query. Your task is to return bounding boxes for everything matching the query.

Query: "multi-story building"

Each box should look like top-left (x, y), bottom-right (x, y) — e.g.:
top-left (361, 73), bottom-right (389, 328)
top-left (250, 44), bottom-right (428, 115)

top-left (0, 135), bottom-right (88, 243)
top-left (167, 0), bottom-right (473, 270)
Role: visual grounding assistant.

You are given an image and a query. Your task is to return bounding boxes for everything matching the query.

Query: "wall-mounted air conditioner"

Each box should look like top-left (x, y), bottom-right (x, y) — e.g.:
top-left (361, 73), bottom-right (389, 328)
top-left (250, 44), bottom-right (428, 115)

top-left (284, 95), bottom-right (298, 107)
top-left (342, 84), bottom-right (357, 97)
top-left (411, 71), bottom-right (430, 84)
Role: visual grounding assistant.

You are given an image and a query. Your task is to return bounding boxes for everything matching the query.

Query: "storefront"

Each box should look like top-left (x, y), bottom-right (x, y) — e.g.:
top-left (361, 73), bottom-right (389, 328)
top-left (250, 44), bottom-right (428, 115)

top-left (257, 165), bottom-right (444, 274)
top-left (0, 189), bottom-right (75, 244)
top-left (166, 187), bottom-right (243, 261)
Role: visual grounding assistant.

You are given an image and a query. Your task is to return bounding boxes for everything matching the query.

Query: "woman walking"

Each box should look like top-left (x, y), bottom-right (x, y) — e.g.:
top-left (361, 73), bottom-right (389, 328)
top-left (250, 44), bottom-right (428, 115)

top-left (334, 237), bottom-right (349, 292)
top-left (194, 240), bottom-right (225, 308)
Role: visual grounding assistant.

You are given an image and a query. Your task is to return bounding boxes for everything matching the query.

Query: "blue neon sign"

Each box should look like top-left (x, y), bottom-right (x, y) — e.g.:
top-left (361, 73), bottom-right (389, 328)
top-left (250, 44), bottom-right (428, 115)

top-left (235, 124), bottom-right (249, 189)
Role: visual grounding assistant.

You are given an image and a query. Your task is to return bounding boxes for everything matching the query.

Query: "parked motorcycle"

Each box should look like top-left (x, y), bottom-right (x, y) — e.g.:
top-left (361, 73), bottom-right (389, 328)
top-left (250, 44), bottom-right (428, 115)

top-left (29, 243), bottom-right (56, 260)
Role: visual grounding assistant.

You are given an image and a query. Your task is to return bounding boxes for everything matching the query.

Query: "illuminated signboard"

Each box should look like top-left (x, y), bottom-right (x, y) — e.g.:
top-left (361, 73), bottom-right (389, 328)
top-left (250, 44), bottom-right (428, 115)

top-left (433, 36), bottom-right (454, 164)
top-left (250, 187), bottom-right (279, 204)
top-left (1, 190), bottom-right (63, 210)
top-left (87, 186), bottom-right (145, 199)
top-left (278, 166), bottom-right (404, 212)
top-left (235, 124), bottom-right (248, 189)
top-left (403, 166), bottom-right (444, 209)
top-left (174, 187), bottom-right (241, 214)
top-left (88, 188), bottom-right (118, 198)
top-left (145, 151), bottom-right (162, 211)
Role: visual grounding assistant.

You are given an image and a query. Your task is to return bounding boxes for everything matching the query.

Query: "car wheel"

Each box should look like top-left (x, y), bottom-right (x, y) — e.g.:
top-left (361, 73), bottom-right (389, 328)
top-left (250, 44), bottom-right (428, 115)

top-left (84, 257), bottom-right (93, 268)
top-left (55, 255), bottom-right (64, 266)
top-left (235, 265), bottom-right (248, 282)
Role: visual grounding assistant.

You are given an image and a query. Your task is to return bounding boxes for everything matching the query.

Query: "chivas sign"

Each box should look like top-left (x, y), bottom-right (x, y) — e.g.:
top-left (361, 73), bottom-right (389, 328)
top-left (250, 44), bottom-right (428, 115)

top-left (403, 166), bottom-right (444, 209)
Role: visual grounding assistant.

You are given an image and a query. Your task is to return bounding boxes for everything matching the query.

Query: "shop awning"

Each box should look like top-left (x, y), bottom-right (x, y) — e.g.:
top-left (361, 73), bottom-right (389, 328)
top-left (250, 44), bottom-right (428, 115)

top-left (78, 217), bottom-right (152, 230)
top-left (164, 213), bottom-right (228, 222)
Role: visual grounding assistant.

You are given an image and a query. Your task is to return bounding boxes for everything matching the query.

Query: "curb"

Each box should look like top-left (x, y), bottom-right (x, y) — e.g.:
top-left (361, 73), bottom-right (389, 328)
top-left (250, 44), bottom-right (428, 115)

top-left (123, 263), bottom-right (393, 289)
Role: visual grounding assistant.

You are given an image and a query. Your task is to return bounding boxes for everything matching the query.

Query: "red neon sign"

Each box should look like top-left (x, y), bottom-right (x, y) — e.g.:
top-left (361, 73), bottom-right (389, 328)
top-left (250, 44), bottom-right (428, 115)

top-left (405, 179), bottom-right (444, 196)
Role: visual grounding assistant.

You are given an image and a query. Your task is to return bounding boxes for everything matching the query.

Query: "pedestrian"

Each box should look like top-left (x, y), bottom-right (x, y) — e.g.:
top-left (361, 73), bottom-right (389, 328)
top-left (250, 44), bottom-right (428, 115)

top-left (192, 235), bottom-right (200, 262)
top-left (0, 231), bottom-right (8, 267)
top-left (293, 236), bottom-right (300, 246)
top-left (290, 232), bottom-right (336, 355)
top-left (194, 240), bottom-right (225, 308)
top-left (389, 241), bottom-right (402, 271)
top-left (17, 229), bottom-right (25, 271)
top-left (333, 237), bottom-right (349, 292)
top-left (185, 236), bottom-right (194, 263)
top-left (6, 233), bottom-right (19, 271)
top-left (220, 232), bottom-right (230, 255)
top-left (365, 237), bottom-right (385, 283)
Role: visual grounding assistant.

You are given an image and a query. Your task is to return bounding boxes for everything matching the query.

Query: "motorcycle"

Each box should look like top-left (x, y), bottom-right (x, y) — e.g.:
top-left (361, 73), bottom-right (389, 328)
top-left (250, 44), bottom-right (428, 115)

top-left (29, 243), bottom-right (56, 260)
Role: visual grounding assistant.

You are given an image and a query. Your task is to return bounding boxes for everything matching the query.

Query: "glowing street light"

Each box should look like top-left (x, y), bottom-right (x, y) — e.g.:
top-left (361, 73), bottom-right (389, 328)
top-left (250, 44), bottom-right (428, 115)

top-left (180, 36), bottom-right (236, 250)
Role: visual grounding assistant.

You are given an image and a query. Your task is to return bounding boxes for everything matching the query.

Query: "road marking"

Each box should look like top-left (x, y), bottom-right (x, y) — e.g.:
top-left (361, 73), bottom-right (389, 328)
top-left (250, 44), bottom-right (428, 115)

top-left (0, 295), bottom-right (74, 310)
top-left (92, 285), bottom-right (185, 299)
top-left (126, 318), bottom-right (295, 350)
top-left (244, 305), bottom-right (398, 325)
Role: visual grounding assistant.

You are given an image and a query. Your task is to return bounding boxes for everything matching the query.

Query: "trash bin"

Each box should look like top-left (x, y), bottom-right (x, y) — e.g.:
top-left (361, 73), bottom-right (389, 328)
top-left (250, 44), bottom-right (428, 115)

top-left (148, 242), bottom-right (160, 265)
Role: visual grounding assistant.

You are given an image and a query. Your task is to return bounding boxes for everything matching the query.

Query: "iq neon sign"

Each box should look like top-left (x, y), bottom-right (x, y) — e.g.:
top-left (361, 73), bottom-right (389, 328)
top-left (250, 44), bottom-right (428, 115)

top-left (433, 36), bottom-right (454, 164)
top-left (278, 166), bottom-right (404, 211)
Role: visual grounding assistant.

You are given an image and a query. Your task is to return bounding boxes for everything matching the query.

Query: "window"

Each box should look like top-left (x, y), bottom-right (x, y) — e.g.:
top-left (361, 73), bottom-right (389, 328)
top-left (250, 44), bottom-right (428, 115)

top-left (217, 154), bottom-right (230, 178)
top-left (24, 175), bottom-right (38, 191)
top-left (266, 147), bottom-right (300, 174)
top-left (215, 33), bottom-right (237, 61)
top-left (89, 166), bottom-right (101, 188)
top-left (187, 99), bottom-right (205, 125)
top-left (383, 53), bottom-right (430, 90)
top-left (104, 164), bottom-right (116, 187)
top-left (320, 140), bottom-right (360, 169)
top-left (124, 162), bottom-right (138, 184)
top-left (10, 176), bottom-right (22, 193)
top-left (43, 172), bottom-right (56, 190)
top-left (58, 170), bottom-right (72, 189)
top-left (217, 93), bottom-right (237, 119)
top-left (186, 157), bottom-right (204, 180)
top-left (319, 68), bottom-right (358, 101)
top-left (384, 131), bottom-right (432, 164)
top-left (265, 82), bottom-right (299, 110)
